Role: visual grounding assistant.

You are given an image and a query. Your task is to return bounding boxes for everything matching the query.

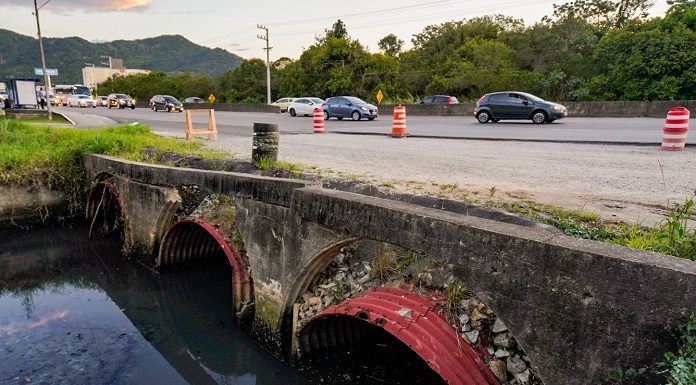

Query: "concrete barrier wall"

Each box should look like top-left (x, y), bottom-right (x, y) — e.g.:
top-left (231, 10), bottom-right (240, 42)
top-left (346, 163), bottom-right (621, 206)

top-left (377, 100), bottom-right (696, 118)
top-left (182, 103), bottom-right (281, 113)
top-left (133, 100), bottom-right (695, 118)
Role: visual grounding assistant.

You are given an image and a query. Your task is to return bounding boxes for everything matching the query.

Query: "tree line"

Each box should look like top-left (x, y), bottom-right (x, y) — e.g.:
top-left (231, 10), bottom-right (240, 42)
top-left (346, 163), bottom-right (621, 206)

top-left (99, 0), bottom-right (696, 104)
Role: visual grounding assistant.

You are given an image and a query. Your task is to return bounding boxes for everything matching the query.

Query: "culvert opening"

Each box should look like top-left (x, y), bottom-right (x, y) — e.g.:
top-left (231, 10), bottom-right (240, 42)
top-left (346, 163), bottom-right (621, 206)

top-left (86, 181), bottom-right (126, 238)
top-left (298, 315), bottom-right (447, 385)
top-left (158, 219), bottom-right (254, 322)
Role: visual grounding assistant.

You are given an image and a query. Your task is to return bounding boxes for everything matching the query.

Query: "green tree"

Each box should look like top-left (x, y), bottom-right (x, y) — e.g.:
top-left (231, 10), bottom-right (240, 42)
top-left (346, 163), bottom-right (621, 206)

top-left (589, 6), bottom-right (696, 100)
top-left (378, 34), bottom-right (404, 56)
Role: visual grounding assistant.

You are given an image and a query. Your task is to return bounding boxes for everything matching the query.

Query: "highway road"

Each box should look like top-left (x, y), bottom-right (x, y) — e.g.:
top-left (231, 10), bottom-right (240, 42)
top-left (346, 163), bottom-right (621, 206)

top-left (55, 107), bottom-right (685, 144)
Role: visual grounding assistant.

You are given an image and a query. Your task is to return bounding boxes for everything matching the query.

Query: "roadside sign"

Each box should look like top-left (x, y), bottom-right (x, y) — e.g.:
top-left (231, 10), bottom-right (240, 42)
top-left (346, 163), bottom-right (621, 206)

top-left (376, 90), bottom-right (383, 104)
top-left (208, 93), bottom-right (216, 103)
top-left (34, 68), bottom-right (58, 76)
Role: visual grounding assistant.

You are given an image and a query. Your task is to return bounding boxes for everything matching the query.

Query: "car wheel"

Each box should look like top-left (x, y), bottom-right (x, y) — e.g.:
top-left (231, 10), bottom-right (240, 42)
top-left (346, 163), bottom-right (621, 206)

top-left (108, 105), bottom-right (112, 109)
top-left (491, 119), bottom-right (500, 123)
top-left (152, 105), bottom-right (157, 112)
top-left (547, 119), bottom-right (556, 123)
top-left (368, 117), bottom-right (375, 121)
top-left (289, 108), bottom-right (296, 117)
top-left (167, 106), bottom-right (172, 112)
top-left (131, 106), bottom-right (135, 110)
top-left (532, 111), bottom-right (547, 124)
top-left (351, 111), bottom-right (361, 121)
top-left (476, 111), bottom-right (491, 124)
top-left (323, 111), bottom-right (329, 120)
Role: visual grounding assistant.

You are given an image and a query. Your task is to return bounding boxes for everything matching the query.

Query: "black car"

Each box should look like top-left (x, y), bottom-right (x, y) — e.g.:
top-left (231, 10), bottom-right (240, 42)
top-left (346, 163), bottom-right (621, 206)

top-left (107, 93), bottom-right (135, 109)
top-left (322, 96), bottom-right (378, 121)
top-left (420, 95), bottom-right (459, 104)
top-left (474, 92), bottom-right (567, 124)
top-left (150, 95), bottom-right (184, 112)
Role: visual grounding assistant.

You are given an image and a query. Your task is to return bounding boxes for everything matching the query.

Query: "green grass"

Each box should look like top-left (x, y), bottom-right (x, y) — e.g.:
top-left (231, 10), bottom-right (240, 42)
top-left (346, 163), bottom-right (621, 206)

top-left (0, 118), bottom-right (226, 212)
top-left (13, 116), bottom-right (70, 124)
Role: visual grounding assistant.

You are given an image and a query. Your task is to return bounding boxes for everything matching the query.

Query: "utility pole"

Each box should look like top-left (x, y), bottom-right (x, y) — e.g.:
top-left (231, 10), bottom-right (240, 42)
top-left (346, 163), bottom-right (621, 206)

top-left (33, 0), bottom-right (52, 120)
top-left (257, 25), bottom-right (272, 105)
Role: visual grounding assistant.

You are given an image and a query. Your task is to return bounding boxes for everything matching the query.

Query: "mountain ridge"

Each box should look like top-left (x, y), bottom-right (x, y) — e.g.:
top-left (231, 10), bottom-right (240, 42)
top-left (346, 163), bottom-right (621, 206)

top-left (0, 29), bottom-right (243, 84)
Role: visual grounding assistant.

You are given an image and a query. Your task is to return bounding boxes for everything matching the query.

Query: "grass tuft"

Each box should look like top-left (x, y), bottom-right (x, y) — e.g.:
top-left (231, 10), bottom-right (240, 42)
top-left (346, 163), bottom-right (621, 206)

top-left (0, 118), bottom-right (226, 213)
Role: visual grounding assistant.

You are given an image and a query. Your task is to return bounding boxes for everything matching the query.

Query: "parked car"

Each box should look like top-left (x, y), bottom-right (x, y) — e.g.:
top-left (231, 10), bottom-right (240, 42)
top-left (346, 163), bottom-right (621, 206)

top-left (322, 96), bottom-right (378, 121)
top-left (107, 93), bottom-right (135, 109)
top-left (271, 98), bottom-right (296, 113)
top-left (96, 96), bottom-right (108, 107)
top-left (287, 97), bottom-right (324, 117)
top-left (420, 95), bottom-right (459, 104)
top-left (183, 97), bottom-right (204, 103)
top-left (150, 95), bottom-right (184, 112)
top-left (67, 94), bottom-right (96, 108)
top-left (474, 91), bottom-right (567, 124)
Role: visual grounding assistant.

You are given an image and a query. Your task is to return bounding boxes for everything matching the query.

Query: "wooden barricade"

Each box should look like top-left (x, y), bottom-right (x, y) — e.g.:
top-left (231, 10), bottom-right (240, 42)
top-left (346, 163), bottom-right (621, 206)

top-left (185, 109), bottom-right (218, 141)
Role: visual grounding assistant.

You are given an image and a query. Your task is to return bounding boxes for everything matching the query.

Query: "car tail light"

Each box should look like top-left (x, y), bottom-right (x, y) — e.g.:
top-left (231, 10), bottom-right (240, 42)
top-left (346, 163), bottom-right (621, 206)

top-left (447, 97), bottom-right (454, 104)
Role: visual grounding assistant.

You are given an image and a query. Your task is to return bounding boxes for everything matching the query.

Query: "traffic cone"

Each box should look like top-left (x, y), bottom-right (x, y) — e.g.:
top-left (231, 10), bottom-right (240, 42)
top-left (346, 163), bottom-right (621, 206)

top-left (313, 108), bottom-right (325, 133)
top-left (391, 105), bottom-right (407, 138)
top-left (662, 107), bottom-right (690, 151)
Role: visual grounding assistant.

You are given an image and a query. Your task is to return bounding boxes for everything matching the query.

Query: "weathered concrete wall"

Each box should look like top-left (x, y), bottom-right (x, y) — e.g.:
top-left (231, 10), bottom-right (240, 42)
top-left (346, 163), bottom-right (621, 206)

top-left (107, 175), bottom-right (181, 256)
top-left (233, 197), bottom-right (351, 330)
top-left (291, 186), bottom-right (696, 385)
top-left (84, 154), bottom-right (696, 385)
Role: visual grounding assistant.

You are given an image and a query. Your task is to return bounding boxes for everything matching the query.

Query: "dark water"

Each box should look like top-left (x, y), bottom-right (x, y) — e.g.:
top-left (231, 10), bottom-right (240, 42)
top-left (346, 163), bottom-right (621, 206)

top-left (0, 224), bottom-right (444, 385)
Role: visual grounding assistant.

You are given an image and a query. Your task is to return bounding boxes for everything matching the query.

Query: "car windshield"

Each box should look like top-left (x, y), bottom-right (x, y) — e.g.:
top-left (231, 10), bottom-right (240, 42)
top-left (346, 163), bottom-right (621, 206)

top-left (520, 93), bottom-right (544, 102)
top-left (345, 97), bottom-right (366, 105)
top-left (78, 95), bottom-right (90, 99)
top-left (115, 94), bottom-right (128, 99)
top-left (164, 96), bottom-right (178, 102)
top-left (310, 98), bottom-right (324, 104)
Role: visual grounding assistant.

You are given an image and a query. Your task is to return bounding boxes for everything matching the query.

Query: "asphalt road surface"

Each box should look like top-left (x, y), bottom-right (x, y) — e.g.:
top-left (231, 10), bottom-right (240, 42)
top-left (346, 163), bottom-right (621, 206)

top-left (55, 107), bottom-right (684, 144)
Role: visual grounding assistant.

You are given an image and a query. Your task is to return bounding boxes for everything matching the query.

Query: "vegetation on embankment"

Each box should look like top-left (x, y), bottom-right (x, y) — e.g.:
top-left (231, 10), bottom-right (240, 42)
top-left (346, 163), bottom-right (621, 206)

top-left (0, 118), bottom-right (225, 213)
top-left (100, 2), bottom-right (696, 104)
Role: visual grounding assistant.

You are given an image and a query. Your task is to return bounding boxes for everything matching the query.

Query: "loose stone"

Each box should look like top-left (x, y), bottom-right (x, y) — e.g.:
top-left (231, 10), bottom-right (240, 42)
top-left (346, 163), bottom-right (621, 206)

top-left (491, 318), bottom-right (508, 333)
top-left (488, 359), bottom-right (508, 382)
top-left (507, 357), bottom-right (527, 375)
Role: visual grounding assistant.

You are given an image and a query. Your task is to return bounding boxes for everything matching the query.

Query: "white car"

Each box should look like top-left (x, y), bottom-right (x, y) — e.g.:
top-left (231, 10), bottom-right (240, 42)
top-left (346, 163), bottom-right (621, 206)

top-left (68, 94), bottom-right (96, 108)
top-left (288, 97), bottom-right (325, 117)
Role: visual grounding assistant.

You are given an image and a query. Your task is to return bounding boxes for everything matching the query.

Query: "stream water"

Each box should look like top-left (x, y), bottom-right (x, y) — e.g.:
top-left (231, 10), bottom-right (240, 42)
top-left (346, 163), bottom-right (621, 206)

top-left (0, 223), bottom-right (446, 385)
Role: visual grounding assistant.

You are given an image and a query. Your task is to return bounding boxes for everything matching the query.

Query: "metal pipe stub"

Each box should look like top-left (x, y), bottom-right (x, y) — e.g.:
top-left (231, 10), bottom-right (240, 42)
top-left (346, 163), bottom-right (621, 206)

top-left (252, 122), bottom-right (279, 164)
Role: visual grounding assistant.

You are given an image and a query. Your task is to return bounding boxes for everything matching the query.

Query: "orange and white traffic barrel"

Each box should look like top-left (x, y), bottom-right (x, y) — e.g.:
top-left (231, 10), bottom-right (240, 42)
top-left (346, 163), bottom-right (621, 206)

top-left (391, 105), bottom-right (407, 138)
top-left (662, 107), bottom-right (690, 151)
top-left (313, 108), bottom-right (325, 133)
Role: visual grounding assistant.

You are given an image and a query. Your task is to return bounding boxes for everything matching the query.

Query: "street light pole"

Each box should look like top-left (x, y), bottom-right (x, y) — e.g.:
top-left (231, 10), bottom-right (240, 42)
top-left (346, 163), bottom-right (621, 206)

top-left (33, 0), bottom-right (52, 120)
top-left (257, 25), bottom-right (272, 105)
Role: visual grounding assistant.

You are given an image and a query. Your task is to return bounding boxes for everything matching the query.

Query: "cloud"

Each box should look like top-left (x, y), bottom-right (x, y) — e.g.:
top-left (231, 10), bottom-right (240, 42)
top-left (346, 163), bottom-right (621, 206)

top-left (0, 0), bottom-right (152, 12)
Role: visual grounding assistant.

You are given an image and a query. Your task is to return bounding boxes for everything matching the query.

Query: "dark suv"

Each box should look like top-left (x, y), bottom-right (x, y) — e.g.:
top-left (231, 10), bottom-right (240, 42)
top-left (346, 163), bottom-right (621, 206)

top-left (107, 93), bottom-right (135, 109)
top-left (420, 95), bottom-right (459, 104)
top-left (474, 92), bottom-right (567, 124)
top-left (150, 95), bottom-right (183, 112)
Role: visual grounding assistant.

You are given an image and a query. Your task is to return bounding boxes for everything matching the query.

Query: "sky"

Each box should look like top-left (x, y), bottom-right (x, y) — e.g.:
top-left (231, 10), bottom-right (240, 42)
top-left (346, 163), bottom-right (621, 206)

top-left (1, 0), bottom-right (672, 62)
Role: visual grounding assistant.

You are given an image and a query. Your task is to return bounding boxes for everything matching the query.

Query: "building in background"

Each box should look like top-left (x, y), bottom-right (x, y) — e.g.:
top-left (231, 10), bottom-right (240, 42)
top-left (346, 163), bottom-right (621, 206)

top-left (82, 65), bottom-right (151, 91)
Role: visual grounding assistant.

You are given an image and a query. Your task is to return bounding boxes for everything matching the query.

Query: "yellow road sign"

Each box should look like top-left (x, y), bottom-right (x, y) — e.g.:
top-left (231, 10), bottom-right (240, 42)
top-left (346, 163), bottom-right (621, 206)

top-left (208, 94), bottom-right (216, 103)
top-left (376, 90), bottom-right (384, 104)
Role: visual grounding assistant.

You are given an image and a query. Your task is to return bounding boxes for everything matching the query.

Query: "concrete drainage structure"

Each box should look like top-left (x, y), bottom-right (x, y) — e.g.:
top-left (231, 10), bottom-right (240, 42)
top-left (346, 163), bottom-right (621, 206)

top-left (291, 242), bottom-right (541, 384)
top-left (83, 154), bottom-right (696, 385)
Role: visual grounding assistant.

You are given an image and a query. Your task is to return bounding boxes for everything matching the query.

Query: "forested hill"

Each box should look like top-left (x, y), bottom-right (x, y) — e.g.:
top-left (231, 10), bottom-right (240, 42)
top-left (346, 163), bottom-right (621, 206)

top-left (0, 29), bottom-right (243, 84)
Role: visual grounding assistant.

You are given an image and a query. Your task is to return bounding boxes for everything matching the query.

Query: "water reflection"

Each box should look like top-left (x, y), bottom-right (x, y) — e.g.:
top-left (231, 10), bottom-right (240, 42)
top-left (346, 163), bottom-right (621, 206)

top-left (0, 224), bottom-right (312, 385)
